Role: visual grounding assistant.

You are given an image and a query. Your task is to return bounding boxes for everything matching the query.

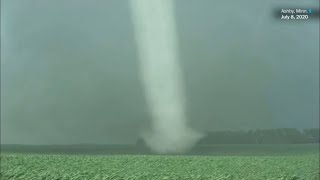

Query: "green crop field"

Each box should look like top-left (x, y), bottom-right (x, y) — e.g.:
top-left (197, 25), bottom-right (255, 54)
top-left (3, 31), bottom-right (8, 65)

top-left (1, 149), bottom-right (319, 180)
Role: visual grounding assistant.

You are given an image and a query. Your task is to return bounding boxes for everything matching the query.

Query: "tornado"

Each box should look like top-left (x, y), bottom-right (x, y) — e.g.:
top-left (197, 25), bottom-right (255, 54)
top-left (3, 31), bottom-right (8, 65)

top-left (129, 0), bottom-right (202, 153)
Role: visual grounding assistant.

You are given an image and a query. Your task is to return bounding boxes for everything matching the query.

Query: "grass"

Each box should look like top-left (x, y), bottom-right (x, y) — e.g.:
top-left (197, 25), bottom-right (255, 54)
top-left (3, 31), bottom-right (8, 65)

top-left (1, 145), bottom-right (319, 179)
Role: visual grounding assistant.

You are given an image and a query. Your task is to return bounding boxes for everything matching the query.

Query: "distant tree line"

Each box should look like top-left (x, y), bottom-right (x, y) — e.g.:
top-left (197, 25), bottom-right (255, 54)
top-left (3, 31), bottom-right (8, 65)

top-left (197, 128), bottom-right (319, 145)
top-left (135, 128), bottom-right (319, 147)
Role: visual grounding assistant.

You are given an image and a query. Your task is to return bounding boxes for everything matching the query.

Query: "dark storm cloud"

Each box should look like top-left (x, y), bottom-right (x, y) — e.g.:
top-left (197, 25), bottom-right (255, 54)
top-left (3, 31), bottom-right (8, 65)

top-left (1, 0), bottom-right (149, 144)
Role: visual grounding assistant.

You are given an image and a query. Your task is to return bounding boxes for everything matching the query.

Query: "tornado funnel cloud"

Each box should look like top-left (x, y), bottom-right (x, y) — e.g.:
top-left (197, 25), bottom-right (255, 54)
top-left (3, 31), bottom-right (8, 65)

top-left (129, 0), bottom-right (202, 153)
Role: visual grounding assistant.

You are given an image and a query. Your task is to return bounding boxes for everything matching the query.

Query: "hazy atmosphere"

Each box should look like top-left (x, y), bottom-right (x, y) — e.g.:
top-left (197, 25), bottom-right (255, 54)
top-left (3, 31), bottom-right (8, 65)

top-left (1, 0), bottom-right (319, 146)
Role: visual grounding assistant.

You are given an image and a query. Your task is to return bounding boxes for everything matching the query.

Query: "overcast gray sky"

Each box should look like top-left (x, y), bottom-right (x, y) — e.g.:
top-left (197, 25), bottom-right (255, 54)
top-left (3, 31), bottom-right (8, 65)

top-left (1, 0), bottom-right (319, 144)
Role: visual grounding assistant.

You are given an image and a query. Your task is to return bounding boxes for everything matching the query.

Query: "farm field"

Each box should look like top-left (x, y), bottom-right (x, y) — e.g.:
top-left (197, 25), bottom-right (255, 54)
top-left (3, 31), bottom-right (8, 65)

top-left (1, 145), bottom-right (319, 180)
top-left (1, 153), bottom-right (318, 180)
